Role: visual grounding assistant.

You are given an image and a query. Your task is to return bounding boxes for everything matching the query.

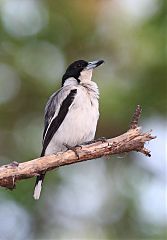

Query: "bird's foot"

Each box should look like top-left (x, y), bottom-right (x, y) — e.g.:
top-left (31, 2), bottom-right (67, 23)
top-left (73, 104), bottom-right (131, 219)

top-left (82, 137), bottom-right (107, 145)
top-left (96, 137), bottom-right (107, 143)
top-left (81, 140), bottom-right (95, 145)
top-left (9, 161), bottom-right (19, 167)
top-left (63, 144), bottom-right (80, 159)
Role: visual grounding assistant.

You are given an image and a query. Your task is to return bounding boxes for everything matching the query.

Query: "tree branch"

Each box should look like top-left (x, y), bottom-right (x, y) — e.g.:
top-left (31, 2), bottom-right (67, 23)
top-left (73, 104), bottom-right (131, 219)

top-left (0, 105), bottom-right (156, 189)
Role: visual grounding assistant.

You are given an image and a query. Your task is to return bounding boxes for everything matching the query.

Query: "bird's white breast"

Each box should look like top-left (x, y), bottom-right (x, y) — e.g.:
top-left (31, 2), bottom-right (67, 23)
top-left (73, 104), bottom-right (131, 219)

top-left (45, 82), bottom-right (99, 155)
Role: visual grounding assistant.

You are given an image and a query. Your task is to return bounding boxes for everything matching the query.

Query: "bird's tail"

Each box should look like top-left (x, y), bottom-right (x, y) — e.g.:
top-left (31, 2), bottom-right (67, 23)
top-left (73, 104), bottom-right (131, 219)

top-left (33, 173), bottom-right (45, 200)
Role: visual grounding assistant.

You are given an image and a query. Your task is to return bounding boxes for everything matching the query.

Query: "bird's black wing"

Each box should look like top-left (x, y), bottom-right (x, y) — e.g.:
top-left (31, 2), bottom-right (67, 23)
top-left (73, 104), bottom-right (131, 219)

top-left (41, 88), bottom-right (77, 156)
top-left (42, 89), bottom-right (61, 140)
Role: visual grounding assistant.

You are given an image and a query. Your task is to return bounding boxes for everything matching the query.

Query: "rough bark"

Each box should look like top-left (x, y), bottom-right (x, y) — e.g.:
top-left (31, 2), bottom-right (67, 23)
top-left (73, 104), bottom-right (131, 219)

top-left (0, 105), bottom-right (156, 189)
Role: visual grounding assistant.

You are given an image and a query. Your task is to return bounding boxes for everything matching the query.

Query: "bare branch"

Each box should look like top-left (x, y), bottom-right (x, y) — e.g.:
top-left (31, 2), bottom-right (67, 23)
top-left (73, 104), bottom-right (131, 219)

top-left (0, 106), bottom-right (156, 189)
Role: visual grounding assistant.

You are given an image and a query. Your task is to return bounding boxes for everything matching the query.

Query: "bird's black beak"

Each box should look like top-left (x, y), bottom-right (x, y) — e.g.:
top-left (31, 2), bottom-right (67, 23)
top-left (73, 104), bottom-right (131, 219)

top-left (86, 60), bottom-right (104, 70)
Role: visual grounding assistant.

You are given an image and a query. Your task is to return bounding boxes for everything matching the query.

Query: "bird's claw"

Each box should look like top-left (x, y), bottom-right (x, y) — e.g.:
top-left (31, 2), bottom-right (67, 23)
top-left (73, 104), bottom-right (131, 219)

top-left (83, 137), bottom-right (107, 145)
top-left (96, 137), bottom-right (107, 143)
top-left (10, 161), bottom-right (19, 167)
top-left (63, 143), bottom-right (80, 159)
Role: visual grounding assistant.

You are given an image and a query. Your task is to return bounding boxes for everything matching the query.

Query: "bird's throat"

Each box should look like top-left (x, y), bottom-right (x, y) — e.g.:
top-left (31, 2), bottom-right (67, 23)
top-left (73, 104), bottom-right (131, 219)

top-left (78, 69), bottom-right (93, 83)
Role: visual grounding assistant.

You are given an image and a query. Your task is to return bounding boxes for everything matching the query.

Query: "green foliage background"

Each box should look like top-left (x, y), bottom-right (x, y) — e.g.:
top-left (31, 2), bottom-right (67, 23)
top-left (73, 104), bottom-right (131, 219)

top-left (0, 0), bottom-right (166, 239)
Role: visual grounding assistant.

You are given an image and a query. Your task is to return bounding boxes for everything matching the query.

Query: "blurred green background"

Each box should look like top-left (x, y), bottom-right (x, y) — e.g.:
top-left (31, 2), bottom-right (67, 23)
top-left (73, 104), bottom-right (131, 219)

top-left (0, 0), bottom-right (166, 239)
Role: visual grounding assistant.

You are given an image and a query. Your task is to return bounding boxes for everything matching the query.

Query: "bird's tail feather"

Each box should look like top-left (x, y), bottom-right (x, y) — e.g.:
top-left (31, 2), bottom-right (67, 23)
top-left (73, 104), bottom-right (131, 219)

top-left (33, 173), bottom-right (45, 200)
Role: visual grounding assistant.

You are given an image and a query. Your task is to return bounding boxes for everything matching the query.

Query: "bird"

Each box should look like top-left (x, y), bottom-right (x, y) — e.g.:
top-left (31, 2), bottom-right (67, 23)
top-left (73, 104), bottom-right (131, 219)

top-left (33, 59), bottom-right (104, 200)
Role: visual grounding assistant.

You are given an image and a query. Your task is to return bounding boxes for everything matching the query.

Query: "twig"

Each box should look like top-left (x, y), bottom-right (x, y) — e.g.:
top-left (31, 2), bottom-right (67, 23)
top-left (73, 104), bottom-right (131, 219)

top-left (0, 105), bottom-right (156, 189)
top-left (130, 105), bottom-right (142, 129)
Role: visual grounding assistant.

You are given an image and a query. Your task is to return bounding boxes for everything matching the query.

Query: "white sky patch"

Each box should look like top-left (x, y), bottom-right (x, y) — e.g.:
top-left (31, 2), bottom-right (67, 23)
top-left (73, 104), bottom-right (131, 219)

top-left (120, 0), bottom-right (160, 22)
top-left (138, 180), bottom-right (166, 225)
top-left (0, 198), bottom-right (32, 240)
top-left (53, 160), bottom-right (108, 218)
top-left (136, 117), bottom-right (167, 225)
top-left (0, 0), bottom-right (48, 38)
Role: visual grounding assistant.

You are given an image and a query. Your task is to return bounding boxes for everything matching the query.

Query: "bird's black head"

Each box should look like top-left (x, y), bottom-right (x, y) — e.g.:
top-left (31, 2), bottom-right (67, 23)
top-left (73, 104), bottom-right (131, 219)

top-left (62, 60), bottom-right (88, 86)
top-left (62, 59), bottom-right (104, 86)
